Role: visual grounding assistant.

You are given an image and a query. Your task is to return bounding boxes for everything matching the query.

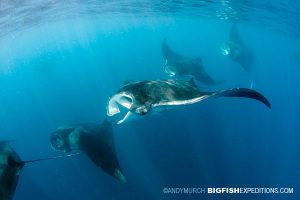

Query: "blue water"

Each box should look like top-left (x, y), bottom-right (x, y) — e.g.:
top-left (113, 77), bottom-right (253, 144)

top-left (0, 1), bottom-right (299, 200)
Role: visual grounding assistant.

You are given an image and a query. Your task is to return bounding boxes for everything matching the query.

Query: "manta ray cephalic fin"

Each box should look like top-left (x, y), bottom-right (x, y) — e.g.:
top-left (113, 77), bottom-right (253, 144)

top-left (117, 111), bottom-right (133, 124)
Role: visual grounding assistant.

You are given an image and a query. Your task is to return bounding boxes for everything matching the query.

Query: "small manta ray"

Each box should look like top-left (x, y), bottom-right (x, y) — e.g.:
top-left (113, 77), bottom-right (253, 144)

top-left (162, 39), bottom-right (220, 85)
top-left (221, 23), bottom-right (254, 72)
top-left (107, 79), bottom-right (271, 124)
top-left (0, 141), bottom-right (75, 200)
top-left (50, 120), bottom-right (126, 183)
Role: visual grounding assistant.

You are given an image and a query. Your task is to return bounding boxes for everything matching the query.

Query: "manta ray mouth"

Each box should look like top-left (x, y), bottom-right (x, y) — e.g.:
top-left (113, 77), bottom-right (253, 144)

top-left (50, 133), bottom-right (65, 151)
top-left (107, 93), bottom-right (133, 124)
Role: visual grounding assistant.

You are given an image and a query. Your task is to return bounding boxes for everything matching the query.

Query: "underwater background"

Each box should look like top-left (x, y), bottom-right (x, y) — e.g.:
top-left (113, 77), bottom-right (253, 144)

top-left (0, 1), bottom-right (299, 200)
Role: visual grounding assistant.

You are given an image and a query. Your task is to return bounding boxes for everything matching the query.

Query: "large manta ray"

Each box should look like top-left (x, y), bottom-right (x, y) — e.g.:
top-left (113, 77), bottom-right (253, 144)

top-left (107, 79), bottom-right (271, 124)
top-left (0, 141), bottom-right (73, 200)
top-left (162, 39), bottom-right (219, 85)
top-left (50, 120), bottom-right (126, 182)
top-left (221, 23), bottom-right (254, 72)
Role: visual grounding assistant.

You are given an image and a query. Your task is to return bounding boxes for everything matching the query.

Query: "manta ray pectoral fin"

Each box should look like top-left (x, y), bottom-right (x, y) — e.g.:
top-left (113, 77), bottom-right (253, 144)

top-left (162, 38), bottom-right (182, 60)
top-left (114, 169), bottom-right (127, 183)
top-left (214, 88), bottom-right (271, 109)
top-left (229, 23), bottom-right (242, 44)
top-left (189, 78), bottom-right (198, 88)
top-left (241, 62), bottom-right (252, 73)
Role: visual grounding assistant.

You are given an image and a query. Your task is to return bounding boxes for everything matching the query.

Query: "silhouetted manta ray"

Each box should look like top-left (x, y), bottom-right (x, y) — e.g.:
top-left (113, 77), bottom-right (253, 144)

top-left (221, 23), bottom-right (254, 72)
top-left (162, 39), bottom-right (220, 85)
top-left (107, 79), bottom-right (271, 124)
top-left (0, 141), bottom-right (76, 200)
top-left (50, 120), bottom-right (126, 182)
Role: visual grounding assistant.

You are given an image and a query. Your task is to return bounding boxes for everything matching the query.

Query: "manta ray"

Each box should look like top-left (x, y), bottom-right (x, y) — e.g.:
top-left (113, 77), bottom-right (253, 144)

top-left (50, 120), bottom-right (126, 182)
top-left (0, 141), bottom-right (75, 200)
top-left (162, 39), bottom-right (219, 85)
top-left (221, 23), bottom-right (254, 72)
top-left (107, 79), bottom-right (271, 124)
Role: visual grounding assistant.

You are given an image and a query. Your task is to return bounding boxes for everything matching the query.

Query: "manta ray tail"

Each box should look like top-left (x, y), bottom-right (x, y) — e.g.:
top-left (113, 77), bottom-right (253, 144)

top-left (214, 88), bottom-right (271, 109)
top-left (24, 153), bottom-right (80, 164)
